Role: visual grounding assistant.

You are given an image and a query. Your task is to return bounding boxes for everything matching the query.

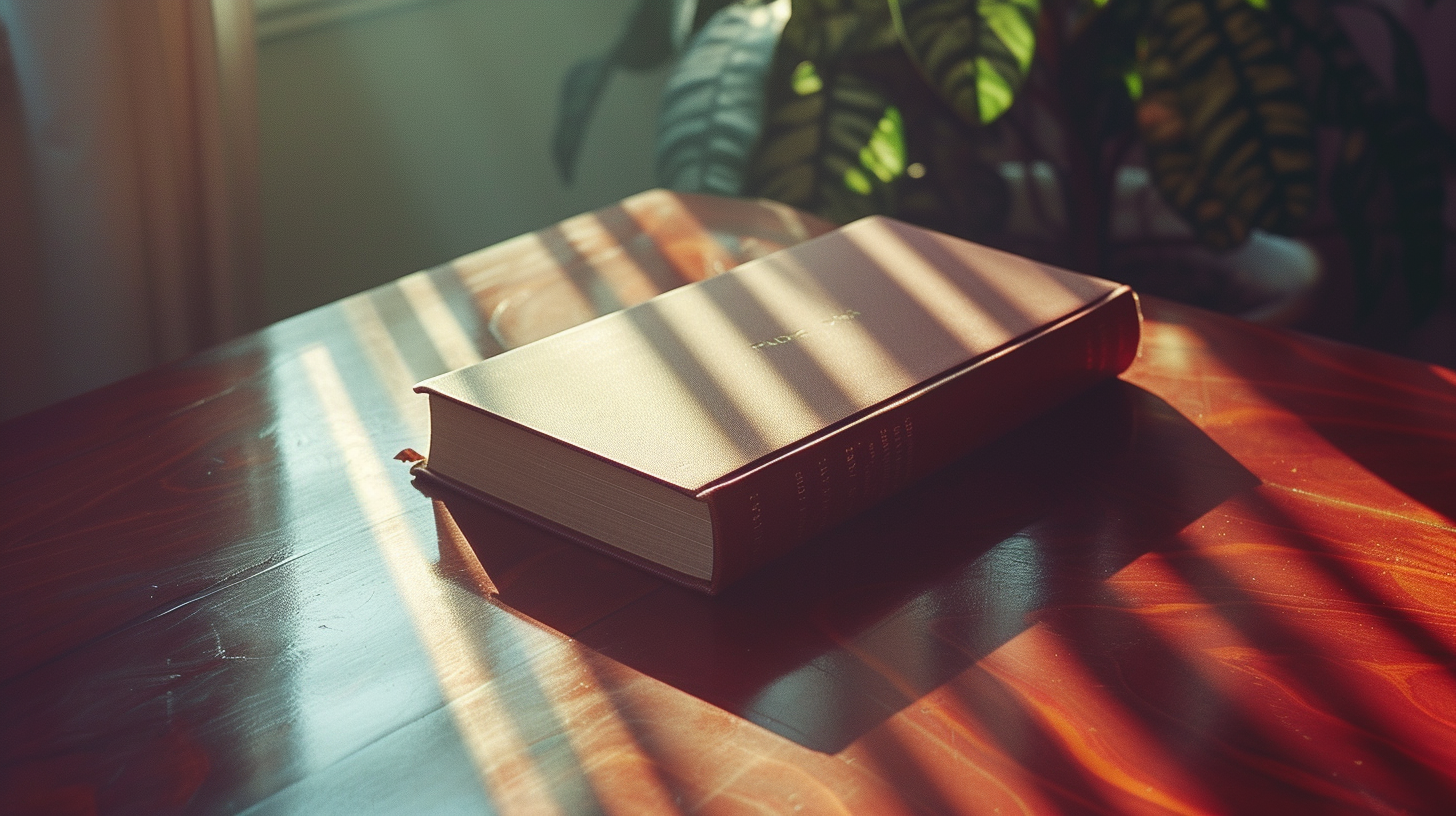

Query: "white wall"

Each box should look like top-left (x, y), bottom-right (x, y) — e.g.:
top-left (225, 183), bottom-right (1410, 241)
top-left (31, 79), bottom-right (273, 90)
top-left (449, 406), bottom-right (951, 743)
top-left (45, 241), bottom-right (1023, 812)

top-left (257, 0), bottom-right (669, 322)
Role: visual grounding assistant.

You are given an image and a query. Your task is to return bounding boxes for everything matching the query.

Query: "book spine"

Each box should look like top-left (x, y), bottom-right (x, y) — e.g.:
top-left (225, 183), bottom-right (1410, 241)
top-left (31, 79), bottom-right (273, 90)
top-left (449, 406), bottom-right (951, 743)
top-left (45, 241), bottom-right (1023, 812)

top-left (702, 288), bottom-right (1140, 591)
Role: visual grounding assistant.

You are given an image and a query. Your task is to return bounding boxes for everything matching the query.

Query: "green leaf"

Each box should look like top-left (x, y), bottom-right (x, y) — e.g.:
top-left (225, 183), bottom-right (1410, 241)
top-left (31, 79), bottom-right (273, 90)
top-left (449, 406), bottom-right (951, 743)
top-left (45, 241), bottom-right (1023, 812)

top-left (792, 60), bottom-right (825, 94)
top-left (844, 166), bottom-right (876, 193)
top-left (779, 0), bottom-right (900, 64)
top-left (1136, 0), bottom-right (1316, 249)
top-left (1123, 68), bottom-right (1143, 101)
top-left (655, 1), bottom-right (791, 196)
top-left (859, 106), bottom-right (907, 183)
top-left (889, 0), bottom-right (1041, 125)
top-left (747, 58), bottom-right (898, 223)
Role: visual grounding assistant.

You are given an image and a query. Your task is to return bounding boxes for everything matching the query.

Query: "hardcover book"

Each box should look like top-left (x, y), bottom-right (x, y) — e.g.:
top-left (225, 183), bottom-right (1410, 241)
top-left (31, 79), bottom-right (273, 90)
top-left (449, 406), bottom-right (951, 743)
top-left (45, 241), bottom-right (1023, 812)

top-left (414, 216), bottom-right (1141, 593)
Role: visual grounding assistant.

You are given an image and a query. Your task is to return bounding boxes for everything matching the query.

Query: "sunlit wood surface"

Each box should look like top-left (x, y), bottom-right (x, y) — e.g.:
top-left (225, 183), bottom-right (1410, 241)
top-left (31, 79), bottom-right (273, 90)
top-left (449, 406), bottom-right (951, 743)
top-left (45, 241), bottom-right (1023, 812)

top-left (4, 190), bottom-right (1455, 815)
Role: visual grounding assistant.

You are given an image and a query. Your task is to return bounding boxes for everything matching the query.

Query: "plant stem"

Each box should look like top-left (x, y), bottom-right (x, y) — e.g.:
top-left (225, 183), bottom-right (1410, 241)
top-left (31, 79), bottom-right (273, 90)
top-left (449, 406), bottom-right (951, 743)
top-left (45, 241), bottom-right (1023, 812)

top-left (1038, 1), bottom-right (1112, 276)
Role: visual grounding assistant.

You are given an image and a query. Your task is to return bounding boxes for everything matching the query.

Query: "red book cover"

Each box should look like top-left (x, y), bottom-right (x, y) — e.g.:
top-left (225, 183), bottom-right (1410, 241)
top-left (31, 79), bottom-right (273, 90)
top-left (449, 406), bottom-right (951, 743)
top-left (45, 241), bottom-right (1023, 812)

top-left (415, 216), bottom-right (1140, 593)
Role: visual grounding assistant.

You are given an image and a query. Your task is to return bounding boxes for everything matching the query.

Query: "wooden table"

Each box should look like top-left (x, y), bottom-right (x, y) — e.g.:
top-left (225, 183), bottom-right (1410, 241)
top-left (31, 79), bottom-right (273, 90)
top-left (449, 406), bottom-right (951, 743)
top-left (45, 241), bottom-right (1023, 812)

top-left (4, 190), bottom-right (1455, 815)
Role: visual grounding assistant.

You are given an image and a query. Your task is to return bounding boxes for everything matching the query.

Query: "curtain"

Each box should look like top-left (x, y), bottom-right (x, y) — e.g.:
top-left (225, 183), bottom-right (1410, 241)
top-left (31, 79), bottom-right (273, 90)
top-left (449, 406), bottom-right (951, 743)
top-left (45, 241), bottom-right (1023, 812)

top-left (0, 0), bottom-right (260, 421)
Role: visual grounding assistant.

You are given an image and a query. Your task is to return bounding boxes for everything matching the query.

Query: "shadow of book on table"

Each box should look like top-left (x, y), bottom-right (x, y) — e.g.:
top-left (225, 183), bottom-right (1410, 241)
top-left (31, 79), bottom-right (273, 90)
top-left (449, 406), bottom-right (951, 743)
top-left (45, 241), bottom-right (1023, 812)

top-left (426, 380), bottom-right (1257, 753)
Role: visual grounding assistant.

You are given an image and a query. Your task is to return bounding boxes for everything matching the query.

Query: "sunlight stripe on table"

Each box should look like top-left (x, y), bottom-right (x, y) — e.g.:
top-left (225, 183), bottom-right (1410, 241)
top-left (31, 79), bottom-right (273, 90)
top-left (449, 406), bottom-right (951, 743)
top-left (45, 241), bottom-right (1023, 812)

top-left (1121, 519), bottom-right (1456, 780)
top-left (340, 293), bottom-right (428, 436)
top-left (300, 343), bottom-right (559, 815)
top-left (399, 271), bottom-right (484, 370)
top-left (302, 343), bottom-right (680, 814)
top-left (977, 625), bottom-right (1216, 815)
top-left (430, 502), bottom-right (681, 814)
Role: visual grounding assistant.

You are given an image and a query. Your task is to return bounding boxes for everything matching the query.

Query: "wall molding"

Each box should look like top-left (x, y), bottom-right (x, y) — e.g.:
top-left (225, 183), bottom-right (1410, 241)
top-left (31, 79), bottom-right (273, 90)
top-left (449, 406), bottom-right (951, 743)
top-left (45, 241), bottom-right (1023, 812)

top-left (255, 0), bottom-right (445, 41)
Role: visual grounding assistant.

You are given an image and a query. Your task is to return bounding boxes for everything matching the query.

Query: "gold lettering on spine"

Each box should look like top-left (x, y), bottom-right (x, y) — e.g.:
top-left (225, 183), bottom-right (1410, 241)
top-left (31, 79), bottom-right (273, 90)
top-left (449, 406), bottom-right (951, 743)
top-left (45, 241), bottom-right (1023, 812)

top-left (794, 470), bottom-right (809, 535)
top-left (878, 428), bottom-right (892, 495)
top-left (885, 422), bottom-right (896, 486)
top-left (903, 416), bottom-right (916, 476)
top-left (861, 437), bottom-right (873, 501)
top-left (747, 492), bottom-right (764, 559)
top-left (817, 457), bottom-right (832, 515)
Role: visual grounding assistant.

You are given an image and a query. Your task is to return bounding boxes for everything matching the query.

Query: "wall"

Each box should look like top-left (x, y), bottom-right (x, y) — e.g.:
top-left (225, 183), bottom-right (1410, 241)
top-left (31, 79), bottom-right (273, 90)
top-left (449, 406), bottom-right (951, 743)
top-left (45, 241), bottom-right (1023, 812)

top-left (256, 0), bottom-right (668, 323)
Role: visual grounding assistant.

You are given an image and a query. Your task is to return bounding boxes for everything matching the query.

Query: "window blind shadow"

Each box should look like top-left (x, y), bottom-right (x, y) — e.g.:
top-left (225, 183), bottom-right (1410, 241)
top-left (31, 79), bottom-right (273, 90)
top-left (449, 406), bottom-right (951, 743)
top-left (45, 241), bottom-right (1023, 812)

top-left (429, 380), bottom-right (1258, 752)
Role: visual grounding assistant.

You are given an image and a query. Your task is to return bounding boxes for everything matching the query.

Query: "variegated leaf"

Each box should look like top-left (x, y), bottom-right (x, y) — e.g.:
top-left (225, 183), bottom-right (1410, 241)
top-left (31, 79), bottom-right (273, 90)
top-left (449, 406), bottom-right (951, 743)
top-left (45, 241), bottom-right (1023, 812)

top-left (747, 57), bottom-right (901, 223)
top-left (890, 0), bottom-right (1041, 125)
top-left (779, 0), bottom-right (900, 64)
top-left (655, 1), bottom-right (791, 195)
top-left (1136, 0), bottom-right (1316, 249)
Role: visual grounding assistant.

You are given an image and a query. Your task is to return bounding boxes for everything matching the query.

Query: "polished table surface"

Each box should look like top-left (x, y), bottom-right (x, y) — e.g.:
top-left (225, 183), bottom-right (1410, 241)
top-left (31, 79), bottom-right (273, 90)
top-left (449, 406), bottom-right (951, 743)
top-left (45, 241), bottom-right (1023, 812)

top-left (3, 190), bottom-right (1456, 815)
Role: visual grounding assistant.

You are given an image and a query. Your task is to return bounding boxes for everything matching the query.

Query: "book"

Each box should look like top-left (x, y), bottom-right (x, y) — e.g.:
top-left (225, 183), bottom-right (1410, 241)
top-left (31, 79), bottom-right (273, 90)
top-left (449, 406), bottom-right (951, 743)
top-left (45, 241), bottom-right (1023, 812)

top-left (413, 216), bottom-right (1141, 594)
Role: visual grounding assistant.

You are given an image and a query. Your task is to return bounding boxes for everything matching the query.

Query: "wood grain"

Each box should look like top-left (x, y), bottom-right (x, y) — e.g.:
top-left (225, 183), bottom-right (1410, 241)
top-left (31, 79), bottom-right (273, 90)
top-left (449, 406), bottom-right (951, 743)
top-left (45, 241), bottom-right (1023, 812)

top-left (3, 190), bottom-right (1454, 814)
